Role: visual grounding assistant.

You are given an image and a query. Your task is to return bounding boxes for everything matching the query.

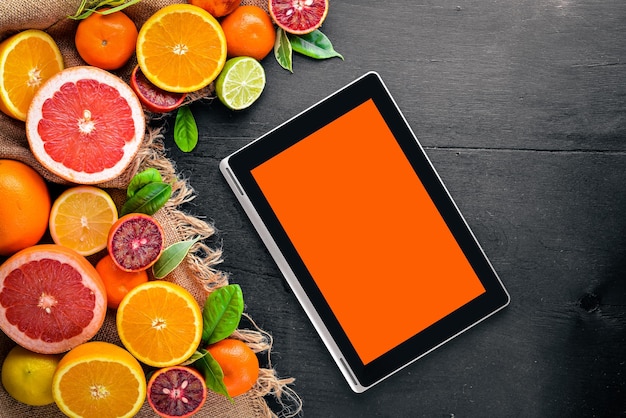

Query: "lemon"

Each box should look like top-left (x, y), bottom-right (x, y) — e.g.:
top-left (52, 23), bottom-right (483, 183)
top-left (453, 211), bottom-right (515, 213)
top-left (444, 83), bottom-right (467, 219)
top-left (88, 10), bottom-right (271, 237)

top-left (1, 345), bottom-right (62, 406)
top-left (215, 56), bottom-right (266, 110)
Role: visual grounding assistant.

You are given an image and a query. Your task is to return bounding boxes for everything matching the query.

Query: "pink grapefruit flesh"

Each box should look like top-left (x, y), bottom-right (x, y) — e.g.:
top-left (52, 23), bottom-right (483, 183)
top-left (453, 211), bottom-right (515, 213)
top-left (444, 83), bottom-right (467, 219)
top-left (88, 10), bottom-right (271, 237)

top-left (0, 244), bottom-right (107, 354)
top-left (25, 66), bottom-right (145, 185)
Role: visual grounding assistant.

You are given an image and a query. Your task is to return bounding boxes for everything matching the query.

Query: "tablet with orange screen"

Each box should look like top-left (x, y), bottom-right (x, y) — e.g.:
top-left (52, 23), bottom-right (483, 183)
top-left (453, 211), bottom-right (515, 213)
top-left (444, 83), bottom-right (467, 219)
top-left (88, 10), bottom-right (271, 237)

top-left (220, 72), bottom-right (509, 393)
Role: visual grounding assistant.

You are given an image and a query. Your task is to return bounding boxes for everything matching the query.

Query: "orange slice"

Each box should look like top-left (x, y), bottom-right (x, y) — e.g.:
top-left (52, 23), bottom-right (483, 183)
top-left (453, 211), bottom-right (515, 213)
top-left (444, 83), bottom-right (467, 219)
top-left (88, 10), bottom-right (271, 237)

top-left (52, 341), bottom-right (146, 418)
top-left (49, 186), bottom-right (118, 256)
top-left (0, 29), bottom-right (64, 121)
top-left (136, 4), bottom-right (227, 93)
top-left (116, 281), bottom-right (203, 367)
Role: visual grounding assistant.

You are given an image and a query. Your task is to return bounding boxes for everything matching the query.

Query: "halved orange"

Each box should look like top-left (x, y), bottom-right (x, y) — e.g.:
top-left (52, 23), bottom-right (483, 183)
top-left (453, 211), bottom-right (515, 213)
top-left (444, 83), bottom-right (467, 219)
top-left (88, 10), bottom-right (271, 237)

top-left (0, 29), bottom-right (64, 121)
top-left (49, 186), bottom-right (118, 256)
top-left (52, 341), bottom-right (146, 418)
top-left (136, 4), bottom-right (227, 93)
top-left (116, 281), bottom-right (203, 367)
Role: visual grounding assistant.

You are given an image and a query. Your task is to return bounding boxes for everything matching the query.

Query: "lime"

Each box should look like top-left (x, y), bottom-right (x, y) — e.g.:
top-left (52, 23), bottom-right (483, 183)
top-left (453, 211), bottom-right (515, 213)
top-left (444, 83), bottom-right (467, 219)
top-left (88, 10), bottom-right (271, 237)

top-left (215, 56), bottom-right (266, 110)
top-left (1, 345), bottom-right (62, 406)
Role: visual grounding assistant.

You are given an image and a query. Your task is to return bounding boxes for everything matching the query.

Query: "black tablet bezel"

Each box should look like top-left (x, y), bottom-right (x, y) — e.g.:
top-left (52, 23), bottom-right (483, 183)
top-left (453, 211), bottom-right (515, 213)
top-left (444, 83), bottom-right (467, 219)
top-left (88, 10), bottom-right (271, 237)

top-left (221, 72), bottom-right (509, 391)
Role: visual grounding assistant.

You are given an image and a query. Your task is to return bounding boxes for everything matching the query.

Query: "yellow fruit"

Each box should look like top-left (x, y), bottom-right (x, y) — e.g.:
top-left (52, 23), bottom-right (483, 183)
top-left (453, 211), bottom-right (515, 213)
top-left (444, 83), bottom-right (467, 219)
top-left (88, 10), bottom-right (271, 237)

top-left (52, 341), bottom-right (146, 418)
top-left (116, 281), bottom-right (203, 367)
top-left (0, 29), bottom-right (64, 120)
top-left (1, 345), bottom-right (62, 406)
top-left (136, 4), bottom-right (227, 93)
top-left (48, 186), bottom-right (118, 256)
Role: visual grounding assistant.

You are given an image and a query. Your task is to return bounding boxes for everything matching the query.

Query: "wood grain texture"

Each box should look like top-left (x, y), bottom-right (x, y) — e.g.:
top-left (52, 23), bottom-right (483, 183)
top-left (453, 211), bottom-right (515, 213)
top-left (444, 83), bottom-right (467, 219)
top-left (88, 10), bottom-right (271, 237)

top-left (162, 0), bottom-right (626, 416)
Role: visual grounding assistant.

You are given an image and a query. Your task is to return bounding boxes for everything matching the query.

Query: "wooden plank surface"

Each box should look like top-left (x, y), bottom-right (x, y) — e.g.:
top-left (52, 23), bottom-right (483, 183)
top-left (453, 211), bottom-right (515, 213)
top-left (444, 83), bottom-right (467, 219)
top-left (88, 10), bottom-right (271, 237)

top-left (162, 0), bottom-right (626, 416)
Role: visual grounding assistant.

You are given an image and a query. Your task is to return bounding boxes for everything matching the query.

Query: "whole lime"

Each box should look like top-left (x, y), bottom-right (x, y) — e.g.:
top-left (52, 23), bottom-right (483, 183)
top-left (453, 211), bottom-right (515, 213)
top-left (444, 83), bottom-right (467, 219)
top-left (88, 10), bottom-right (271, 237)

top-left (1, 345), bottom-right (62, 406)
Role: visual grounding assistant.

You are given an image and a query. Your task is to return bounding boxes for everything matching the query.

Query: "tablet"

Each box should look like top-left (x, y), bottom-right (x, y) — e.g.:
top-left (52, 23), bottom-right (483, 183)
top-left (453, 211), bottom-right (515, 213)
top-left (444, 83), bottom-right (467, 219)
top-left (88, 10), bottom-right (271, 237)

top-left (219, 72), bottom-right (510, 393)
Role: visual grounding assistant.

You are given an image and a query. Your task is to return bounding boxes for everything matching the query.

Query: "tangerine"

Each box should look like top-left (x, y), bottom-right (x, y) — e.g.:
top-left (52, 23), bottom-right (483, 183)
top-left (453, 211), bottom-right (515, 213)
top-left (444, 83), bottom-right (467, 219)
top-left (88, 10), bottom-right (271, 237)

top-left (207, 338), bottom-right (259, 397)
top-left (0, 159), bottom-right (51, 256)
top-left (220, 5), bottom-right (276, 61)
top-left (74, 10), bottom-right (138, 70)
top-left (95, 254), bottom-right (148, 309)
top-left (189, 0), bottom-right (241, 17)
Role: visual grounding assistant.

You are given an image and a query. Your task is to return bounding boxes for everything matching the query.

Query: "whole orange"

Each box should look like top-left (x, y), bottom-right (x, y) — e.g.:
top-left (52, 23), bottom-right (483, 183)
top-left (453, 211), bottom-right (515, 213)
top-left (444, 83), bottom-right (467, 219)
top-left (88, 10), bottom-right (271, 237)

top-left (207, 338), bottom-right (259, 397)
top-left (0, 159), bottom-right (50, 256)
top-left (74, 10), bottom-right (138, 70)
top-left (189, 0), bottom-right (241, 17)
top-left (95, 254), bottom-right (148, 309)
top-left (220, 5), bottom-right (276, 61)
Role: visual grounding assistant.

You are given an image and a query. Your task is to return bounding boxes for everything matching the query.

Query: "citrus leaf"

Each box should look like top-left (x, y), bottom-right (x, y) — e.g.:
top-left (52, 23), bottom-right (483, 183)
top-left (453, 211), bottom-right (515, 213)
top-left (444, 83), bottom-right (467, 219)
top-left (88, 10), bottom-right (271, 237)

top-left (153, 237), bottom-right (201, 279)
top-left (274, 28), bottom-right (293, 72)
top-left (174, 106), bottom-right (198, 152)
top-left (127, 168), bottom-right (162, 198)
top-left (192, 349), bottom-right (232, 401)
top-left (68, 0), bottom-right (142, 20)
top-left (290, 30), bottom-right (344, 60)
top-left (202, 284), bottom-right (244, 345)
top-left (120, 181), bottom-right (171, 216)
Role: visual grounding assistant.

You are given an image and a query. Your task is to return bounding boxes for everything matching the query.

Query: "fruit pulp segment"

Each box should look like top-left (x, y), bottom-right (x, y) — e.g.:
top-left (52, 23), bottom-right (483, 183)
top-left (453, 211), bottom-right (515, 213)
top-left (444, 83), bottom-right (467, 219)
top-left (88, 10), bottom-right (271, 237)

top-left (119, 286), bottom-right (201, 364)
top-left (0, 259), bottom-right (96, 342)
top-left (38, 79), bottom-right (135, 173)
top-left (56, 360), bottom-right (143, 418)
top-left (1, 33), bottom-right (63, 119)
top-left (138, 9), bottom-right (226, 91)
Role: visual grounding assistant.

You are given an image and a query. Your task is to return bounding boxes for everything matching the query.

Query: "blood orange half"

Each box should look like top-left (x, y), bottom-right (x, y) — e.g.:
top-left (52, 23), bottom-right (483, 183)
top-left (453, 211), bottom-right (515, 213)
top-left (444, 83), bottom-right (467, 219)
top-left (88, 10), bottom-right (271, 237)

top-left (269, 0), bottom-right (329, 35)
top-left (25, 66), bottom-right (145, 185)
top-left (0, 244), bottom-right (107, 354)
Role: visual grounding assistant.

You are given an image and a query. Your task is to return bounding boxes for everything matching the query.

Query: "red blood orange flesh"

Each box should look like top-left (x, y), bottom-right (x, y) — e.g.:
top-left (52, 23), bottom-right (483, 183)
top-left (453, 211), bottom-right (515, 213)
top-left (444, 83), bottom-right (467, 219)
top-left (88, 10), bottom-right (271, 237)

top-left (130, 65), bottom-right (186, 113)
top-left (107, 213), bottom-right (165, 272)
top-left (0, 244), bottom-right (107, 354)
top-left (147, 366), bottom-right (207, 418)
top-left (269, 0), bottom-right (329, 35)
top-left (25, 66), bottom-right (145, 185)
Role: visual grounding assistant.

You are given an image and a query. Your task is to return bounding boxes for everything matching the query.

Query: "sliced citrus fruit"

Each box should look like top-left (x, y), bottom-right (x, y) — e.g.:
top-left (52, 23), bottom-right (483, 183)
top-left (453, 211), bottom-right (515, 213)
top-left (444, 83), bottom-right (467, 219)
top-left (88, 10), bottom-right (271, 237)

top-left (25, 66), bottom-right (145, 185)
top-left (49, 186), bottom-right (118, 256)
top-left (268, 0), bottom-right (329, 35)
top-left (107, 213), bottom-right (165, 272)
top-left (215, 56), bottom-right (266, 110)
top-left (136, 3), bottom-right (227, 93)
top-left (0, 244), bottom-right (107, 354)
top-left (0, 29), bottom-right (64, 121)
top-left (52, 341), bottom-right (147, 418)
top-left (116, 281), bottom-right (203, 367)
top-left (130, 65), bottom-right (187, 113)
top-left (147, 366), bottom-right (207, 417)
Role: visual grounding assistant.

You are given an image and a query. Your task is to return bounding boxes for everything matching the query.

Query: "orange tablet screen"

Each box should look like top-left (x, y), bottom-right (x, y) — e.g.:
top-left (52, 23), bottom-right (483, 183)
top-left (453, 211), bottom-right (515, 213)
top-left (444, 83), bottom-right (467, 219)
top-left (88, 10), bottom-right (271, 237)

top-left (251, 99), bottom-right (486, 364)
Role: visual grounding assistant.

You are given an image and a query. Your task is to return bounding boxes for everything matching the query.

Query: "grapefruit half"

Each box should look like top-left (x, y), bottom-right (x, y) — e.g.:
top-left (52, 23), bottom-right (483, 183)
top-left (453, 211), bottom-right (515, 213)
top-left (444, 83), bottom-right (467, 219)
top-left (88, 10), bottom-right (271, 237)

top-left (25, 66), bottom-right (145, 185)
top-left (0, 244), bottom-right (107, 354)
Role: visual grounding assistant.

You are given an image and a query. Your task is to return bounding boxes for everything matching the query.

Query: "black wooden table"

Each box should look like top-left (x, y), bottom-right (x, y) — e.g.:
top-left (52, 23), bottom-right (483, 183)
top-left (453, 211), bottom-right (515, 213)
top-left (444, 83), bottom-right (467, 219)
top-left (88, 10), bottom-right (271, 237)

top-left (164, 1), bottom-right (626, 416)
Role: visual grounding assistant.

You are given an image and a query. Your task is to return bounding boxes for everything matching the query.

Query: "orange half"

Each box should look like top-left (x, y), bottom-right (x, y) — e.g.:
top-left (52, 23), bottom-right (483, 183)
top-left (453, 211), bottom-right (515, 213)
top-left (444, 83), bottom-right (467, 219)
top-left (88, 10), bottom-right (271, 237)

top-left (136, 4), bottom-right (227, 93)
top-left (0, 29), bottom-right (64, 121)
top-left (116, 281), bottom-right (203, 367)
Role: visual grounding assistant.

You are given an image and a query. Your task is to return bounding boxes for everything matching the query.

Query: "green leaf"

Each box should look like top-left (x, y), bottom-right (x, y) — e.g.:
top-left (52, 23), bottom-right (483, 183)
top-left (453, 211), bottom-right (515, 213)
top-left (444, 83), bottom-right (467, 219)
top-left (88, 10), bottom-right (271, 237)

top-left (192, 349), bottom-right (232, 401)
top-left (174, 106), bottom-right (198, 152)
top-left (127, 168), bottom-right (162, 198)
top-left (152, 237), bottom-right (202, 279)
top-left (202, 284), bottom-right (244, 345)
top-left (120, 182), bottom-right (172, 216)
top-left (68, 0), bottom-right (142, 20)
top-left (290, 30), bottom-right (344, 60)
top-left (274, 28), bottom-right (293, 72)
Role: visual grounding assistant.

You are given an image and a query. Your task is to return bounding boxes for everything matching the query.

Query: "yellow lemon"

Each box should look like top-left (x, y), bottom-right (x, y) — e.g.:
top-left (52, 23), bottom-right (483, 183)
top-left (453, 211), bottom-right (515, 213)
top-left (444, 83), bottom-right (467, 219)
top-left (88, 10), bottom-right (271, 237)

top-left (1, 345), bottom-right (62, 406)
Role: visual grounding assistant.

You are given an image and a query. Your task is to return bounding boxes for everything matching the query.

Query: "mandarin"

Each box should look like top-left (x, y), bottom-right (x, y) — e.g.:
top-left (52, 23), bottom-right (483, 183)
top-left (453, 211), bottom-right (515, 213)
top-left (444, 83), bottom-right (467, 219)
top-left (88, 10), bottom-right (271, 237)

top-left (207, 338), bottom-right (259, 397)
top-left (220, 5), bottom-right (276, 61)
top-left (74, 10), bottom-right (138, 70)
top-left (95, 254), bottom-right (148, 309)
top-left (0, 160), bottom-right (50, 256)
top-left (189, 0), bottom-right (241, 17)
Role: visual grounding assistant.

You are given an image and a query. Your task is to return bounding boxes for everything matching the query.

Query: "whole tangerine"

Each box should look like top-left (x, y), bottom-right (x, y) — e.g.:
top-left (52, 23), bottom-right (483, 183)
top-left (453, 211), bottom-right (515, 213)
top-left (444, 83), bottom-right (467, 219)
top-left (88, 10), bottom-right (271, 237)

top-left (95, 254), bottom-right (149, 309)
top-left (189, 0), bottom-right (241, 17)
top-left (74, 9), bottom-right (138, 70)
top-left (0, 159), bottom-right (50, 256)
top-left (220, 5), bottom-right (276, 61)
top-left (207, 338), bottom-right (259, 397)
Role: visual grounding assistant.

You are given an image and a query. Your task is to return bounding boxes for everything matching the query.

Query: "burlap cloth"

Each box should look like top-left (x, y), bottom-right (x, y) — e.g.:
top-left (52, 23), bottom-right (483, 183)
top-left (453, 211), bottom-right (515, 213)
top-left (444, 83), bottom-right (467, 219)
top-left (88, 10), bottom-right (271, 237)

top-left (0, 1), bottom-right (301, 416)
